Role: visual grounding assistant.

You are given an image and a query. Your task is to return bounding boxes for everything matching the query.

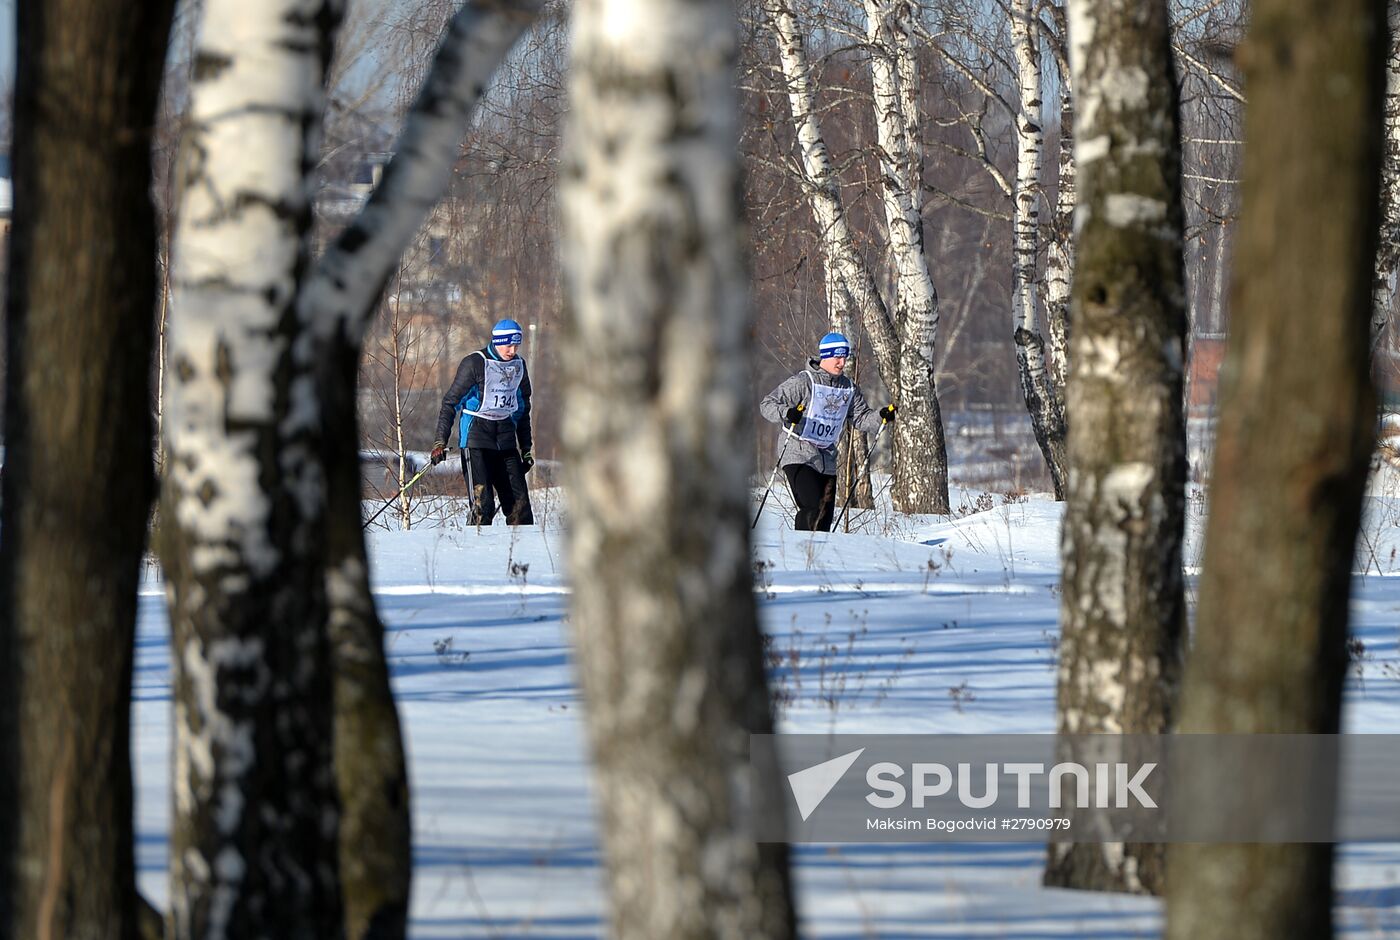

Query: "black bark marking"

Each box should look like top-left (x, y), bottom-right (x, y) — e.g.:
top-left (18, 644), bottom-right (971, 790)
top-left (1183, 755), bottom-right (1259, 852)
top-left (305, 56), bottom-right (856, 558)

top-left (233, 191), bottom-right (301, 221)
top-left (194, 51), bottom-right (234, 82)
top-left (274, 39), bottom-right (318, 55)
top-left (339, 223), bottom-right (368, 255)
top-left (215, 341), bottom-right (234, 388)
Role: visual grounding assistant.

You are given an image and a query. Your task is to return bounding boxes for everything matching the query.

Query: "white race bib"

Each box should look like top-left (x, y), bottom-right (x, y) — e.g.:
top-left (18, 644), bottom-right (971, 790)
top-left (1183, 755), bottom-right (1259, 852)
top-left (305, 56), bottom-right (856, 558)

top-left (799, 376), bottom-right (853, 448)
top-left (471, 356), bottom-right (525, 420)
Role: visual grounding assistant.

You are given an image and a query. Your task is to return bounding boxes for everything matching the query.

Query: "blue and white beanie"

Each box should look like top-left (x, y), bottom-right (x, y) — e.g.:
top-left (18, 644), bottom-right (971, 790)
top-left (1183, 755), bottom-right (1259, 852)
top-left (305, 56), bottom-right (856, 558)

top-left (492, 318), bottom-right (524, 347)
top-left (818, 332), bottom-right (851, 360)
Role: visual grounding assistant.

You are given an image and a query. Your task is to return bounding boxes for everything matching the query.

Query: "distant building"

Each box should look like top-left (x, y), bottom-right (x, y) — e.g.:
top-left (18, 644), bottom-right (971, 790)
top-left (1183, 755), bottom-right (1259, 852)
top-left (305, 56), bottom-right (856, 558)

top-left (317, 150), bottom-right (393, 227)
top-left (1189, 328), bottom-right (1400, 413)
top-left (1187, 333), bottom-right (1226, 416)
top-left (313, 137), bottom-right (496, 408)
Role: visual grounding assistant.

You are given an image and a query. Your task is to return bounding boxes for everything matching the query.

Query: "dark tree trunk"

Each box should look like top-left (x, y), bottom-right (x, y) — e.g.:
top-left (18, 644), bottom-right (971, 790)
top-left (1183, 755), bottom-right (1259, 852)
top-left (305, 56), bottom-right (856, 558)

top-left (1165, 1), bottom-right (1386, 937)
top-left (1045, 0), bottom-right (1189, 895)
top-left (0, 0), bottom-right (175, 936)
top-left (294, 3), bottom-right (545, 932)
top-left (322, 335), bottom-right (412, 940)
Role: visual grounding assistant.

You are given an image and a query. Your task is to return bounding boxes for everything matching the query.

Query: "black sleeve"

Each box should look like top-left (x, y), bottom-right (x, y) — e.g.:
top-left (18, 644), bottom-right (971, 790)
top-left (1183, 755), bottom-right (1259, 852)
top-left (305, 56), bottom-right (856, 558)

top-left (516, 363), bottom-right (534, 454)
top-left (435, 355), bottom-right (481, 445)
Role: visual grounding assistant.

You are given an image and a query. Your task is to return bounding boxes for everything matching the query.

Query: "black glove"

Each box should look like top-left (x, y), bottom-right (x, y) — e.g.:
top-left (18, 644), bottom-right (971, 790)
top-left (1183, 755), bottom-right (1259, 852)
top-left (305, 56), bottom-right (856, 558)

top-left (430, 441), bottom-right (448, 465)
top-left (784, 406), bottom-right (803, 426)
top-left (521, 449), bottom-right (535, 474)
top-left (878, 404), bottom-right (898, 422)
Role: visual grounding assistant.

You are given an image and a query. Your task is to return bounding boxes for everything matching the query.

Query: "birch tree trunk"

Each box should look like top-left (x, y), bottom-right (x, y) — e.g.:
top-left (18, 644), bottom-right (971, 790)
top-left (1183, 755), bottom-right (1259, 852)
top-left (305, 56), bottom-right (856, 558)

top-left (769, 0), bottom-right (892, 519)
top-left (894, 0), bottom-right (922, 204)
top-left (303, 4), bottom-right (542, 931)
top-left (559, 0), bottom-right (797, 932)
top-left (154, 0), bottom-right (538, 935)
top-left (764, 0), bottom-right (950, 513)
top-left (0, 1), bottom-right (175, 936)
top-left (762, 0), bottom-right (899, 378)
top-left (1011, 0), bottom-right (1068, 498)
top-left (162, 1), bottom-right (344, 935)
top-left (1374, 0), bottom-right (1400, 352)
top-left (1044, 2), bottom-right (1074, 402)
top-left (863, 0), bottom-right (952, 515)
top-left (1165, 0), bottom-right (1385, 936)
top-left (1045, 0), bottom-right (1187, 896)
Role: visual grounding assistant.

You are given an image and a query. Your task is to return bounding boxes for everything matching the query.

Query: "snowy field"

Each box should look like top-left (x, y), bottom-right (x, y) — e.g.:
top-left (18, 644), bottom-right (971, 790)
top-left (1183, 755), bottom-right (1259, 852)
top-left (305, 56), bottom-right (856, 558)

top-left (130, 476), bottom-right (1400, 938)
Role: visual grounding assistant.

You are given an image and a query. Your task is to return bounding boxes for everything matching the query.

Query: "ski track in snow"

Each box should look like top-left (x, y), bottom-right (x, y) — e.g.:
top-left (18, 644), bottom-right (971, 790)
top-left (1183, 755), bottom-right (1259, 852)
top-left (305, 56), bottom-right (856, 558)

top-left (130, 483), bottom-right (1400, 938)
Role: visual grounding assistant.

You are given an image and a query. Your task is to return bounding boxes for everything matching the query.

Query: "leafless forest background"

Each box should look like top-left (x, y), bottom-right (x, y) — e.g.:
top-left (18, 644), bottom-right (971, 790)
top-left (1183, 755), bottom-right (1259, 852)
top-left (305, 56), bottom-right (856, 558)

top-left (0, 0), bottom-right (1270, 498)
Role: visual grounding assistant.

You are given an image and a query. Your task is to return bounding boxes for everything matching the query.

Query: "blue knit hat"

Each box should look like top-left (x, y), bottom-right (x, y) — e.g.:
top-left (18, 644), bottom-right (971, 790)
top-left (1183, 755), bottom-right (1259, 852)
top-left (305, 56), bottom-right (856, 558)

top-left (818, 332), bottom-right (851, 359)
top-left (492, 319), bottom-right (524, 347)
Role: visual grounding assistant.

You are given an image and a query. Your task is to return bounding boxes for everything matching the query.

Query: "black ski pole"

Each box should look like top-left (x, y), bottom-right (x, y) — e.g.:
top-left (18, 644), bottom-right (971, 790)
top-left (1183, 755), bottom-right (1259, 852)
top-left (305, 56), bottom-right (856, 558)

top-left (836, 418), bottom-right (887, 532)
top-left (752, 406), bottom-right (803, 530)
top-left (363, 460), bottom-right (436, 531)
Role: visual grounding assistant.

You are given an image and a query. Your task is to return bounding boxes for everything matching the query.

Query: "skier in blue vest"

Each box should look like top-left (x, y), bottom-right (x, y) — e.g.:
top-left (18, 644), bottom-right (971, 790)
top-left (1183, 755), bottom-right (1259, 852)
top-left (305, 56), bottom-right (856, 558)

top-left (760, 332), bottom-right (896, 531)
top-left (431, 319), bottom-right (535, 525)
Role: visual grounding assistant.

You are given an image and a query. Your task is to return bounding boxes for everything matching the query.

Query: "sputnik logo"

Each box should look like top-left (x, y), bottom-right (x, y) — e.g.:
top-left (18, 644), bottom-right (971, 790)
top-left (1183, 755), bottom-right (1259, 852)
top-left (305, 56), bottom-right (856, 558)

top-left (787, 748), bottom-right (865, 821)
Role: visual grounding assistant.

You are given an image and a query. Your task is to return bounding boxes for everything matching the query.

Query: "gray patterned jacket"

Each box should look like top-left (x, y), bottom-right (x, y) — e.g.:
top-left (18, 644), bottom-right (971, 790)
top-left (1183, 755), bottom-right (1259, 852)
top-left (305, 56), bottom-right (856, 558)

top-left (759, 360), bottom-right (883, 475)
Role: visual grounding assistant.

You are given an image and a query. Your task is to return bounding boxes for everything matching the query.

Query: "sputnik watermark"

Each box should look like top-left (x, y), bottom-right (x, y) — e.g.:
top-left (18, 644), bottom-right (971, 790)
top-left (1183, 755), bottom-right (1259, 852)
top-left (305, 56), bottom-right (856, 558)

top-left (752, 734), bottom-right (1400, 843)
top-left (865, 760), bottom-right (1157, 809)
top-left (787, 748), bottom-right (864, 821)
top-left (786, 751), bottom-right (1155, 821)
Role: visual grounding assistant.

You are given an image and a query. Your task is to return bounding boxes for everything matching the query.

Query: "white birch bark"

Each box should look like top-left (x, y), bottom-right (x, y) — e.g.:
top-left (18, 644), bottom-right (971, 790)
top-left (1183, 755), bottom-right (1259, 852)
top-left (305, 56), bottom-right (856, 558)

top-left (863, 0), bottom-right (952, 513)
top-left (1010, 0), bottom-right (1068, 498)
top-left (764, 0), bottom-right (950, 512)
top-left (1045, 86), bottom-right (1074, 401)
top-left (163, 0), bottom-right (343, 935)
top-left (1044, 3), bottom-right (1074, 401)
top-left (893, 0), bottom-right (923, 216)
top-left (1047, 0), bottom-right (1188, 896)
top-left (560, 0), bottom-right (796, 934)
top-left (1373, 0), bottom-right (1400, 352)
top-left (160, 1), bottom-right (542, 935)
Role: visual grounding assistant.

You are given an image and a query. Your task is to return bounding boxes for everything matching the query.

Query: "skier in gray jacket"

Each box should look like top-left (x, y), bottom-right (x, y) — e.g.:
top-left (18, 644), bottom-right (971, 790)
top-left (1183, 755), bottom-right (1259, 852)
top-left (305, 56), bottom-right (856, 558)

top-left (759, 332), bottom-right (896, 531)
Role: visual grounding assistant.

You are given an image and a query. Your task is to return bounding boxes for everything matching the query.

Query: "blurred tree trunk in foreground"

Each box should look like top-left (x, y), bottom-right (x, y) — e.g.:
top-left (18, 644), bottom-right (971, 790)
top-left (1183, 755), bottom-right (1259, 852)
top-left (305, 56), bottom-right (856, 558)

top-left (1166, 1), bottom-right (1385, 938)
top-left (1046, 0), bottom-right (1189, 896)
top-left (0, 0), bottom-right (174, 936)
top-left (559, 0), bottom-right (797, 933)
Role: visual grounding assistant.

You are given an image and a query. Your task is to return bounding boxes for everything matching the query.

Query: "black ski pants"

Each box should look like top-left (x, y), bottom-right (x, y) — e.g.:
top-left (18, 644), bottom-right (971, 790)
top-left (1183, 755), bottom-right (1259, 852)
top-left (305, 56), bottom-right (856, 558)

top-left (784, 464), bottom-right (837, 532)
top-left (462, 447), bottom-right (534, 525)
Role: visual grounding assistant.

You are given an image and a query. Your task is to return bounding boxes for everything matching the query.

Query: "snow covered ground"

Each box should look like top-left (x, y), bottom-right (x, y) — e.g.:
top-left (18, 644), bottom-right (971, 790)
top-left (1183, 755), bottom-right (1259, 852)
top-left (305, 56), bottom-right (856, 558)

top-left (130, 477), bottom-right (1400, 938)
